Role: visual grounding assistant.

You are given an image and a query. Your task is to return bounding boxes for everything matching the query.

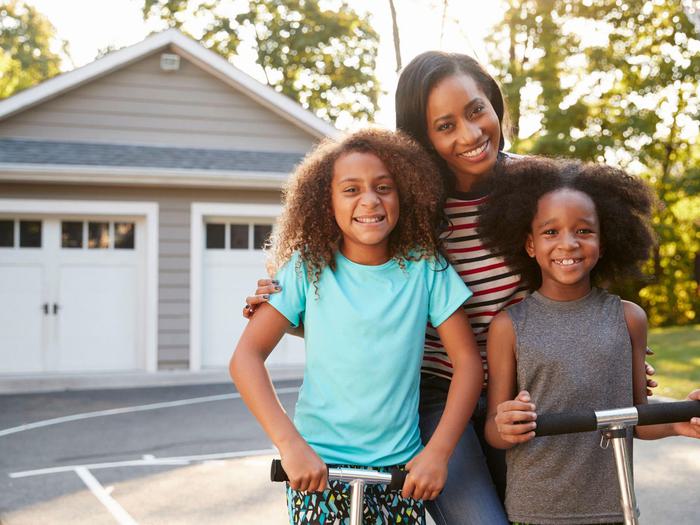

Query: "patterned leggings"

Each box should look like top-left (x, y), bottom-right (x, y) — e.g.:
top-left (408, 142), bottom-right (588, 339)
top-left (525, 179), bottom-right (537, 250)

top-left (286, 465), bottom-right (425, 525)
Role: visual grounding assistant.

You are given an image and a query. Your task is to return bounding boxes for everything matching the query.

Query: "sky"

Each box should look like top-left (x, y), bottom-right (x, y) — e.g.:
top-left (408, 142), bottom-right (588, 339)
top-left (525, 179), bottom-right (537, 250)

top-left (24, 0), bottom-right (507, 128)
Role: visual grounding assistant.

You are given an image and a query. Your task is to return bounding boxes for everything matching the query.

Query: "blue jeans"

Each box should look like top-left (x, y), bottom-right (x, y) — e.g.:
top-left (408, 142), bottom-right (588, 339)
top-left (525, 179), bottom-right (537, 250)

top-left (419, 376), bottom-right (508, 525)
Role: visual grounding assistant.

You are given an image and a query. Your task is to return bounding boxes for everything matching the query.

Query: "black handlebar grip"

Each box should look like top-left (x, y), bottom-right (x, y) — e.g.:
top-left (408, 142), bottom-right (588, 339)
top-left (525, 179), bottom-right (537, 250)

top-left (636, 400), bottom-right (700, 426)
top-left (270, 459), bottom-right (289, 482)
top-left (387, 469), bottom-right (407, 491)
top-left (535, 409), bottom-right (597, 436)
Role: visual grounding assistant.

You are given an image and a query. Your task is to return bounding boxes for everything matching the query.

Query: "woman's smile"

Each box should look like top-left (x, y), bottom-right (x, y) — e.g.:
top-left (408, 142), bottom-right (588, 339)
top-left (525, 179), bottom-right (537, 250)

top-left (458, 139), bottom-right (491, 162)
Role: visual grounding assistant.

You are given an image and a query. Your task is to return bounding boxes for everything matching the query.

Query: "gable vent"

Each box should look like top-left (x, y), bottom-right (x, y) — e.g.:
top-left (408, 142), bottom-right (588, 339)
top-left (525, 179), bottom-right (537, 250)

top-left (160, 53), bottom-right (181, 72)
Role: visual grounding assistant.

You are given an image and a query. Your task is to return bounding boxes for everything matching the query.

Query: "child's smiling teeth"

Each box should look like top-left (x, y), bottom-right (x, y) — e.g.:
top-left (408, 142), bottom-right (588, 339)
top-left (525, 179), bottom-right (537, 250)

top-left (459, 140), bottom-right (489, 158)
top-left (553, 258), bottom-right (582, 266)
top-left (354, 215), bottom-right (385, 224)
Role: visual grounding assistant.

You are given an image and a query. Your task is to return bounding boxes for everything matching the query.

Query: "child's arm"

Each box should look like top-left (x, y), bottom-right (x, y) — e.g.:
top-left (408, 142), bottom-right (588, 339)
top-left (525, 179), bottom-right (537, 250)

top-left (401, 307), bottom-right (483, 501)
top-left (625, 301), bottom-right (700, 440)
top-left (485, 312), bottom-right (538, 450)
top-left (230, 303), bottom-right (326, 491)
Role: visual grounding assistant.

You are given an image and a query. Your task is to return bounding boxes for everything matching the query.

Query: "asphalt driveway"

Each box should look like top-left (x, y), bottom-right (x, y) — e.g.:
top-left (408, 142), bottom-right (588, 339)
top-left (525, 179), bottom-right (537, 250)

top-left (1, 382), bottom-right (698, 524)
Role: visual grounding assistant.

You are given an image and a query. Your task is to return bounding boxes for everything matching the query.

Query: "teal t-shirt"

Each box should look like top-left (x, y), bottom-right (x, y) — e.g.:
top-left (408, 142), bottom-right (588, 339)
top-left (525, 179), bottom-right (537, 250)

top-left (269, 250), bottom-right (472, 466)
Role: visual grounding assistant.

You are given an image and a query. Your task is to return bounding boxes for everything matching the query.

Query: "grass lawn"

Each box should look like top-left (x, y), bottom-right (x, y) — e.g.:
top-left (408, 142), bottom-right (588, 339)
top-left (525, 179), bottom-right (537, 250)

top-left (647, 324), bottom-right (700, 400)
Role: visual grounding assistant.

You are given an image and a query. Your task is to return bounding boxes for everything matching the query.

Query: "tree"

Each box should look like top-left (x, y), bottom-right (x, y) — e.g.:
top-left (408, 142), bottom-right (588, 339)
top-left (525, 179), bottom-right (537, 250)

top-left (142, 0), bottom-right (380, 125)
top-left (388, 0), bottom-right (401, 72)
top-left (0, 0), bottom-right (65, 98)
top-left (488, 0), bottom-right (700, 326)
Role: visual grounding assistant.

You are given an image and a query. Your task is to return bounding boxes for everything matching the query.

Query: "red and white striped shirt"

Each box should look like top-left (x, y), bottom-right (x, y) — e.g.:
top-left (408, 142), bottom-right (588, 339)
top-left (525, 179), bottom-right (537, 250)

top-left (423, 194), bottom-right (529, 388)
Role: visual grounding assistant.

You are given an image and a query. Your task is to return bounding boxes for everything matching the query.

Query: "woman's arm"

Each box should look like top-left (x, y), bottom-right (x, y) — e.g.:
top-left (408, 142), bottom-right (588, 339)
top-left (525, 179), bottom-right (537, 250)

top-left (242, 278), bottom-right (279, 317)
top-left (485, 312), bottom-right (537, 450)
top-left (242, 278), bottom-right (304, 337)
top-left (402, 308), bottom-right (483, 501)
top-left (230, 303), bottom-right (325, 491)
top-left (625, 301), bottom-right (700, 440)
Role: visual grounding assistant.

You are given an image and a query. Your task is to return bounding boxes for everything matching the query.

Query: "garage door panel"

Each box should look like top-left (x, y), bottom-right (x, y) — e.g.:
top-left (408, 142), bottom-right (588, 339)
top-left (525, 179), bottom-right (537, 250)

top-left (202, 258), bottom-right (305, 369)
top-left (57, 265), bottom-right (138, 371)
top-left (202, 264), bottom-right (251, 368)
top-left (0, 265), bottom-right (45, 372)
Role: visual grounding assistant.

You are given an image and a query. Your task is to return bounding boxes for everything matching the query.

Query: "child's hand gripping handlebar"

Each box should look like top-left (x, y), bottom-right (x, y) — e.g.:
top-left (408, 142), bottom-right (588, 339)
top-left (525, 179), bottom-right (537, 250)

top-left (270, 459), bottom-right (408, 491)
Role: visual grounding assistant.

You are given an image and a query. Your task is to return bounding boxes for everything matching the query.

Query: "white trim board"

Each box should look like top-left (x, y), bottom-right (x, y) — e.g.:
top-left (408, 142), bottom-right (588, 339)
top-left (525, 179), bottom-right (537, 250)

top-left (0, 199), bottom-right (159, 372)
top-left (0, 163), bottom-right (289, 189)
top-left (0, 29), bottom-right (339, 141)
top-left (189, 202), bottom-right (281, 371)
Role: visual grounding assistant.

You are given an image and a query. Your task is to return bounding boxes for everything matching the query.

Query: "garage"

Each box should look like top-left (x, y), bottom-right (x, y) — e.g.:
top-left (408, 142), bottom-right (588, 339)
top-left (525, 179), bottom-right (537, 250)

top-left (0, 200), bottom-right (158, 374)
top-left (191, 203), bottom-right (305, 371)
top-left (0, 29), bottom-right (333, 380)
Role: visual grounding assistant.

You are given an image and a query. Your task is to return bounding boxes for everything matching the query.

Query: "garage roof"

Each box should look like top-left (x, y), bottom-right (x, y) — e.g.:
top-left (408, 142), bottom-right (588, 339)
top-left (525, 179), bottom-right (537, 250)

top-left (0, 139), bottom-right (303, 173)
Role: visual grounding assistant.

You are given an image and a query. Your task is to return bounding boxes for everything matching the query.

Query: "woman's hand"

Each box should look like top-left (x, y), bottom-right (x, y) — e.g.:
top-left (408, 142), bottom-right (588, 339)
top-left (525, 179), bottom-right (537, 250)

top-left (645, 347), bottom-right (658, 396)
top-left (279, 437), bottom-right (327, 493)
top-left (494, 390), bottom-right (537, 445)
top-left (672, 389), bottom-right (700, 439)
top-left (402, 447), bottom-right (448, 501)
top-left (242, 279), bottom-right (281, 318)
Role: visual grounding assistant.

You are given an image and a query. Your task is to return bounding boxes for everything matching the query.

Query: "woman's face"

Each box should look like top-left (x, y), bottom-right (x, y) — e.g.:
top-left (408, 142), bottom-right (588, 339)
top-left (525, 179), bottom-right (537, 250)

top-left (425, 74), bottom-right (501, 189)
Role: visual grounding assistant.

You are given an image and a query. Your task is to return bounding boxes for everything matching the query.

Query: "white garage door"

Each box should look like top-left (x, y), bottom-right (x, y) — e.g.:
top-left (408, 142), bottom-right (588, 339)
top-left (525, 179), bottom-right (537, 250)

top-left (0, 216), bottom-right (144, 373)
top-left (201, 219), bottom-right (305, 369)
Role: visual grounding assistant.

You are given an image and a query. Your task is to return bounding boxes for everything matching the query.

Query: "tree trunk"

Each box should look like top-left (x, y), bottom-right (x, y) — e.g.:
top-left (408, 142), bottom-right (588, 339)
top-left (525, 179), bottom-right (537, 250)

top-left (388, 0), bottom-right (402, 72)
top-left (440, 0), bottom-right (449, 47)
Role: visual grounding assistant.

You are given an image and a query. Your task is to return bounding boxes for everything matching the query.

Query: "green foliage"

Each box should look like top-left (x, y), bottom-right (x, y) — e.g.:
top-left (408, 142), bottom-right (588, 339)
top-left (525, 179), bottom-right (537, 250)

top-left (143, 0), bottom-right (380, 125)
top-left (0, 0), bottom-right (64, 98)
top-left (647, 324), bottom-right (700, 399)
top-left (488, 0), bottom-right (700, 326)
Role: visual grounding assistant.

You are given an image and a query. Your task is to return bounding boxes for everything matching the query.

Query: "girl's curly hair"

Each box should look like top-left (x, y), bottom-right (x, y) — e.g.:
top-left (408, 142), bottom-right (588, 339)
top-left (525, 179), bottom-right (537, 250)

top-left (478, 156), bottom-right (655, 291)
top-left (268, 128), bottom-right (446, 287)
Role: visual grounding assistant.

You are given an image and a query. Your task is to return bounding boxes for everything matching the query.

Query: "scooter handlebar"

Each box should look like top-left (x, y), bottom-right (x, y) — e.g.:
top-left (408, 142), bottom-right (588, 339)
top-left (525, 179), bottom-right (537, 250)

top-left (270, 459), bottom-right (408, 491)
top-left (534, 400), bottom-right (700, 437)
top-left (270, 459), bottom-right (288, 482)
top-left (534, 410), bottom-right (597, 437)
top-left (636, 400), bottom-right (700, 426)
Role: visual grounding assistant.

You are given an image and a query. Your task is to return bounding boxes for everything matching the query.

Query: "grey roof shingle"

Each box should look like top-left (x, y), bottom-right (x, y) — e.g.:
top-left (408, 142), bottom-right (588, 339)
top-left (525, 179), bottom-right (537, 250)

top-left (0, 139), bottom-right (304, 173)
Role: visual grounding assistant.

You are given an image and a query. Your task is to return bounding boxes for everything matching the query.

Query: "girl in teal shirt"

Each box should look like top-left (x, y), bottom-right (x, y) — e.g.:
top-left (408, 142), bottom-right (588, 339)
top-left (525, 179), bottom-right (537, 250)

top-left (230, 128), bottom-right (484, 524)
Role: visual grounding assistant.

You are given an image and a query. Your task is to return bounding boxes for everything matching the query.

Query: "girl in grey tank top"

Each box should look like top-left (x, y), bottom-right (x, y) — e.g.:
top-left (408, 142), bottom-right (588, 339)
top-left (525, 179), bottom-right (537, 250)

top-left (477, 157), bottom-right (700, 524)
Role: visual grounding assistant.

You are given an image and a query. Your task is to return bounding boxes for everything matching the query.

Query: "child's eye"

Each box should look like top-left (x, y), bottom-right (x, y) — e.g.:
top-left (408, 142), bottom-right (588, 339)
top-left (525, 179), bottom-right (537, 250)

top-left (543, 229), bottom-right (557, 235)
top-left (437, 122), bottom-right (453, 132)
top-left (577, 228), bottom-right (594, 234)
top-left (343, 187), bottom-right (357, 194)
top-left (377, 184), bottom-right (393, 192)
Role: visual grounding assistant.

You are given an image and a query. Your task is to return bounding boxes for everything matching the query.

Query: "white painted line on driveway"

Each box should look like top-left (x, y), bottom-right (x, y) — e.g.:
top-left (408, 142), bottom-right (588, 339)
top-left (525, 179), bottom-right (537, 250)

top-left (10, 449), bottom-right (277, 478)
top-left (0, 386), bottom-right (300, 438)
top-left (161, 448), bottom-right (276, 463)
top-left (75, 467), bottom-right (139, 525)
top-left (10, 458), bottom-right (191, 478)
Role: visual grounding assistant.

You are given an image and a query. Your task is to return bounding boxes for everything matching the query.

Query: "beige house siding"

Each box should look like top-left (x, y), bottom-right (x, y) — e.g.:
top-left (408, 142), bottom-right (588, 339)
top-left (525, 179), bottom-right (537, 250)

top-left (0, 183), bottom-right (280, 369)
top-left (0, 51), bottom-right (318, 152)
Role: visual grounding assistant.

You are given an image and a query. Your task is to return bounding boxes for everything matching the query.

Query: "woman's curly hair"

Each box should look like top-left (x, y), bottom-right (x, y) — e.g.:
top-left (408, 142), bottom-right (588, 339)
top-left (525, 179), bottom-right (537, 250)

top-left (478, 156), bottom-right (655, 291)
top-left (268, 128), bottom-right (446, 287)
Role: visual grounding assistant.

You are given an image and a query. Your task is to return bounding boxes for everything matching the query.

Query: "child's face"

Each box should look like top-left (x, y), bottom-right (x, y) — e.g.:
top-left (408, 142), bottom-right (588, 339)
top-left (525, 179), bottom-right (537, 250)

top-left (425, 74), bottom-right (501, 186)
top-left (331, 152), bottom-right (399, 264)
top-left (526, 189), bottom-right (601, 298)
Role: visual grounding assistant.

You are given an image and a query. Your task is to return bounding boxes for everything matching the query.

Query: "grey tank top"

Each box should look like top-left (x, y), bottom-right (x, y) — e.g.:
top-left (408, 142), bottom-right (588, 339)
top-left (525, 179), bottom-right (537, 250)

top-left (505, 288), bottom-right (634, 525)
